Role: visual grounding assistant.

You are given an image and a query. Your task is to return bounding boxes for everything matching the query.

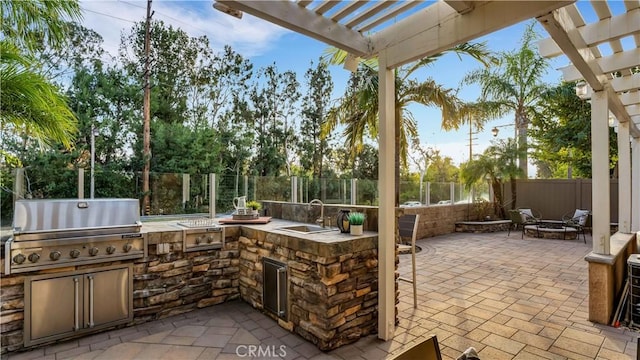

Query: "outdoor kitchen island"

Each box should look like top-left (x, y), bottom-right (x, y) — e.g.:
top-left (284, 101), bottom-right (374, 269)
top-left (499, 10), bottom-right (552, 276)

top-left (0, 216), bottom-right (383, 354)
top-left (237, 221), bottom-right (380, 351)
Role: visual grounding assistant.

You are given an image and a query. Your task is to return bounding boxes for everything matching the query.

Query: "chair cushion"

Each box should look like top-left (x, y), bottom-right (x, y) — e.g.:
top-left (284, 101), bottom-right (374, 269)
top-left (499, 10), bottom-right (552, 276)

top-left (519, 208), bottom-right (534, 222)
top-left (573, 209), bottom-right (589, 226)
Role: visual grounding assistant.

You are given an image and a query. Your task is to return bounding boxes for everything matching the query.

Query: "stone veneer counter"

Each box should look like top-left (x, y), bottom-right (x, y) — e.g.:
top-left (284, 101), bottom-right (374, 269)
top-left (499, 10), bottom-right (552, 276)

top-left (237, 220), bottom-right (381, 351)
top-left (1, 219), bottom-right (385, 354)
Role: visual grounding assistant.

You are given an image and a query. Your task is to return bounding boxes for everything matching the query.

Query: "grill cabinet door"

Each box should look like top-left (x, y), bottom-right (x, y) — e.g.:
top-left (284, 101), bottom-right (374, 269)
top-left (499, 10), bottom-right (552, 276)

top-left (27, 275), bottom-right (82, 345)
top-left (85, 266), bottom-right (130, 328)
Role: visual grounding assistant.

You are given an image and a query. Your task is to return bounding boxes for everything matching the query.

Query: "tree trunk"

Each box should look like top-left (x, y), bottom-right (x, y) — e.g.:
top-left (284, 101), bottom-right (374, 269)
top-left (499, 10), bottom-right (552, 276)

top-left (492, 179), bottom-right (505, 219)
top-left (516, 112), bottom-right (528, 178)
top-left (509, 176), bottom-right (517, 210)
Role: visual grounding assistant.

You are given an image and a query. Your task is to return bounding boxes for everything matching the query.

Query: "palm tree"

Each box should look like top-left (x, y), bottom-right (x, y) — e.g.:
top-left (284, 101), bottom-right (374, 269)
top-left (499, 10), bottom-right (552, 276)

top-left (1, 0), bottom-right (81, 155)
top-left (463, 23), bottom-right (548, 178)
top-left (1, 41), bottom-right (77, 149)
top-left (323, 43), bottom-right (495, 205)
top-left (461, 138), bottom-right (524, 218)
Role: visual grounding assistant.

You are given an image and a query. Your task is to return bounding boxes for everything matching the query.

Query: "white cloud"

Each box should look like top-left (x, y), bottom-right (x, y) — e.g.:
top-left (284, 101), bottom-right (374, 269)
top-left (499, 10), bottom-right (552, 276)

top-left (79, 0), bottom-right (289, 60)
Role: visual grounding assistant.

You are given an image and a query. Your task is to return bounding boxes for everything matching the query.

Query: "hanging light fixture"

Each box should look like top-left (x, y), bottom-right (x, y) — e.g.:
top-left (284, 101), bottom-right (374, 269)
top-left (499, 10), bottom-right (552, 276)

top-left (491, 127), bottom-right (499, 137)
top-left (575, 81), bottom-right (591, 99)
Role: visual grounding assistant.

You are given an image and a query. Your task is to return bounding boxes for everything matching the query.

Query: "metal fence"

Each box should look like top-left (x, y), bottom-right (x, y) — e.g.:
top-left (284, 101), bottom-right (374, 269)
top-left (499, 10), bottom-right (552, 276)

top-left (3, 168), bottom-right (488, 222)
top-left (4, 168), bottom-right (617, 223)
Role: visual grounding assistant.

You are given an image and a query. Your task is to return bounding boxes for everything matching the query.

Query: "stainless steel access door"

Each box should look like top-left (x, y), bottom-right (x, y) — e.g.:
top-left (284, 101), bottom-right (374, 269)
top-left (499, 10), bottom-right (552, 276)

top-left (85, 267), bottom-right (130, 328)
top-left (27, 274), bottom-right (82, 343)
top-left (25, 264), bottom-right (133, 347)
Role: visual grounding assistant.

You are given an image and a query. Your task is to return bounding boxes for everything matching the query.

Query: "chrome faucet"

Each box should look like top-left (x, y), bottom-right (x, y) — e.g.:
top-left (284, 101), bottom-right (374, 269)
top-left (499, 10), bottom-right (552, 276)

top-left (308, 199), bottom-right (325, 227)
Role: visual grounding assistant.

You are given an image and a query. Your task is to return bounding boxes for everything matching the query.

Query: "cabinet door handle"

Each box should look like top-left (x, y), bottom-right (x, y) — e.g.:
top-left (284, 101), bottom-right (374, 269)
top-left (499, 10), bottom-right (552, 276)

top-left (88, 275), bottom-right (94, 328)
top-left (73, 277), bottom-right (79, 331)
top-left (276, 267), bottom-right (285, 317)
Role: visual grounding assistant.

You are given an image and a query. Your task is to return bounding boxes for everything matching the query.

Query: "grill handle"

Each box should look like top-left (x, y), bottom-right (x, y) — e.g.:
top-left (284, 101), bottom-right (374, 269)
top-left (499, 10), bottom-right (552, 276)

top-left (88, 275), bottom-right (94, 328)
top-left (73, 277), bottom-right (80, 331)
top-left (277, 267), bottom-right (285, 317)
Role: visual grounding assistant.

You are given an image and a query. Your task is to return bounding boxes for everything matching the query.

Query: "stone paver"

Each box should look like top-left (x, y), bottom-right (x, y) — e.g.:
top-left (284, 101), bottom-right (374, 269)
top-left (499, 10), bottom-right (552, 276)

top-left (6, 231), bottom-right (639, 360)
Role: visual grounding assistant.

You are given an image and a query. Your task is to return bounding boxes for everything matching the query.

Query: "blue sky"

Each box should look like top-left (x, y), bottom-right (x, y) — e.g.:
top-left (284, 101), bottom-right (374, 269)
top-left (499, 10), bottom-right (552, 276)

top-left (79, 1), bottom-right (626, 170)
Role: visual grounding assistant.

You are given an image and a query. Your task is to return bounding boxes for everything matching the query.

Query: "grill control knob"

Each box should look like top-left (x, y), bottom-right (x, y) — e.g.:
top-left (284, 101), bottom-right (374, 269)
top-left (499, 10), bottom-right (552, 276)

top-left (195, 236), bottom-right (202, 245)
top-left (28, 253), bottom-right (40, 263)
top-left (206, 236), bottom-right (214, 243)
top-left (13, 254), bottom-right (26, 265)
top-left (88, 247), bottom-right (99, 256)
top-left (70, 249), bottom-right (80, 258)
top-left (49, 251), bottom-right (61, 261)
top-left (123, 243), bottom-right (132, 253)
top-left (106, 246), bottom-right (116, 255)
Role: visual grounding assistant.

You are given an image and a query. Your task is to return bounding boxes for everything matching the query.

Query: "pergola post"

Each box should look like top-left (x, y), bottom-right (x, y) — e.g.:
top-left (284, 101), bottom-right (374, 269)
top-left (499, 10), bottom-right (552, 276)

top-left (632, 137), bottom-right (640, 232)
top-left (377, 49), bottom-right (396, 341)
top-left (591, 91), bottom-right (610, 254)
top-left (617, 121), bottom-right (631, 233)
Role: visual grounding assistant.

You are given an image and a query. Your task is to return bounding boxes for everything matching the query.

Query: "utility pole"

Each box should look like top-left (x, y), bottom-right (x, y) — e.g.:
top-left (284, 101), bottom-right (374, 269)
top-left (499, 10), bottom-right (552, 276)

top-left (468, 121), bottom-right (478, 162)
top-left (142, 0), bottom-right (153, 215)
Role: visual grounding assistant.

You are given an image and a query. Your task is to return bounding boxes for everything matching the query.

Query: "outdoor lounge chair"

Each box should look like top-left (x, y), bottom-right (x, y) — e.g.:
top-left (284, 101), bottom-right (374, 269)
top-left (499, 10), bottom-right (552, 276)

top-left (510, 208), bottom-right (541, 238)
top-left (563, 209), bottom-right (589, 243)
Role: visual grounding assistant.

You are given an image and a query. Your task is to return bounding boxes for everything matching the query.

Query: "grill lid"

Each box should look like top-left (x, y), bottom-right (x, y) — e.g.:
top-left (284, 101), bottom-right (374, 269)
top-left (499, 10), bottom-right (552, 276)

top-left (12, 199), bottom-right (141, 240)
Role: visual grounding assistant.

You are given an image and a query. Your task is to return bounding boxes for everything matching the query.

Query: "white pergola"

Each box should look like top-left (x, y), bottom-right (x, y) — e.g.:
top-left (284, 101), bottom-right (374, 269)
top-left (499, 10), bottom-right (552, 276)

top-left (216, 0), bottom-right (639, 339)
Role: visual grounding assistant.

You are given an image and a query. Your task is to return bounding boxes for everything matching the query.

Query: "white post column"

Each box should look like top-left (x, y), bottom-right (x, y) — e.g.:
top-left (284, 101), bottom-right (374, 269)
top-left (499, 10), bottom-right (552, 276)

top-left (617, 121), bottom-right (631, 233)
top-left (351, 178), bottom-right (357, 205)
top-left (425, 182), bottom-right (430, 206)
top-left (378, 50), bottom-right (395, 341)
top-left (591, 91), bottom-right (610, 254)
top-left (632, 137), bottom-right (640, 232)
top-left (78, 168), bottom-right (85, 199)
top-left (209, 173), bottom-right (216, 219)
top-left (291, 176), bottom-right (298, 203)
top-left (182, 174), bottom-right (190, 210)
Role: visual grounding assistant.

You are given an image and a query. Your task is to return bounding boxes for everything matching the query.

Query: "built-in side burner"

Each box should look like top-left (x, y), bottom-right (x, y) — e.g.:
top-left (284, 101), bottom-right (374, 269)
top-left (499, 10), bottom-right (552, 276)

top-left (177, 219), bottom-right (225, 252)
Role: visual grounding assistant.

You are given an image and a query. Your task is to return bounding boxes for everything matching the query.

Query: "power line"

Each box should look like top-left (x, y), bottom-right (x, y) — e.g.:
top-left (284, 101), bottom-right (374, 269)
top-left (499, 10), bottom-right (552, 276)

top-left (81, 7), bottom-right (136, 24)
top-left (117, 0), bottom-right (215, 36)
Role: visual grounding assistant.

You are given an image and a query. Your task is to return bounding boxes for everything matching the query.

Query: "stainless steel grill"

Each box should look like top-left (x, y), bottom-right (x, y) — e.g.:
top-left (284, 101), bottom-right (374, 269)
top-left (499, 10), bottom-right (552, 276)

top-left (5, 199), bottom-right (145, 274)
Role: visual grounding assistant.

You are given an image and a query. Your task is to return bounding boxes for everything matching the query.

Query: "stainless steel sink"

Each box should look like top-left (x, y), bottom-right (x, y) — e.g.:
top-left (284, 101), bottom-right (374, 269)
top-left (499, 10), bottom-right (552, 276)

top-left (278, 225), bottom-right (335, 234)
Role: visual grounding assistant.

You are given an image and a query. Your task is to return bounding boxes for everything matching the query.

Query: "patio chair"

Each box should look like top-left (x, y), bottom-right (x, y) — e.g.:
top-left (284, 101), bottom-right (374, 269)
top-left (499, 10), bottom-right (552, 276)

top-left (507, 210), bottom-right (525, 237)
top-left (390, 335), bottom-right (442, 360)
top-left (516, 208), bottom-right (541, 238)
top-left (398, 214), bottom-right (419, 309)
top-left (563, 209), bottom-right (589, 243)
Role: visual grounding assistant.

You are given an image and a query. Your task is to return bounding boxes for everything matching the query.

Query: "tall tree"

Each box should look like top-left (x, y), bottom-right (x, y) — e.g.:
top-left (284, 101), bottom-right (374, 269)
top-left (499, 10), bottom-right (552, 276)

top-left (530, 81), bottom-right (618, 178)
top-left (463, 23), bottom-right (548, 178)
top-left (299, 59), bottom-right (333, 178)
top-left (248, 64), bottom-right (300, 176)
top-left (323, 43), bottom-right (494, 205)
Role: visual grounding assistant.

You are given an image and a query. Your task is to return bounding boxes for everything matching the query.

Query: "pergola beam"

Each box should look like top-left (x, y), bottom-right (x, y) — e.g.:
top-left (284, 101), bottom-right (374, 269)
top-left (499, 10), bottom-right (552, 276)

top-left (443, 0), bottom-right (476, 14)
top-left (372, 0), bottom-right (574, 69)
top-left (538, 8), bottom-right (640, 57)
top-left (537, 7), bottom-right (640, 137)
top-left (217, 0), bottom-right (371, 57)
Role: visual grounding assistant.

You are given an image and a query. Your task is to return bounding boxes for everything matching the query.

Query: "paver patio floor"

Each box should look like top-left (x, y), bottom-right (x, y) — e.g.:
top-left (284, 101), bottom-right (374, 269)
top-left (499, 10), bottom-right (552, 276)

top-left (6, 231), bottom-right (638, 359)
